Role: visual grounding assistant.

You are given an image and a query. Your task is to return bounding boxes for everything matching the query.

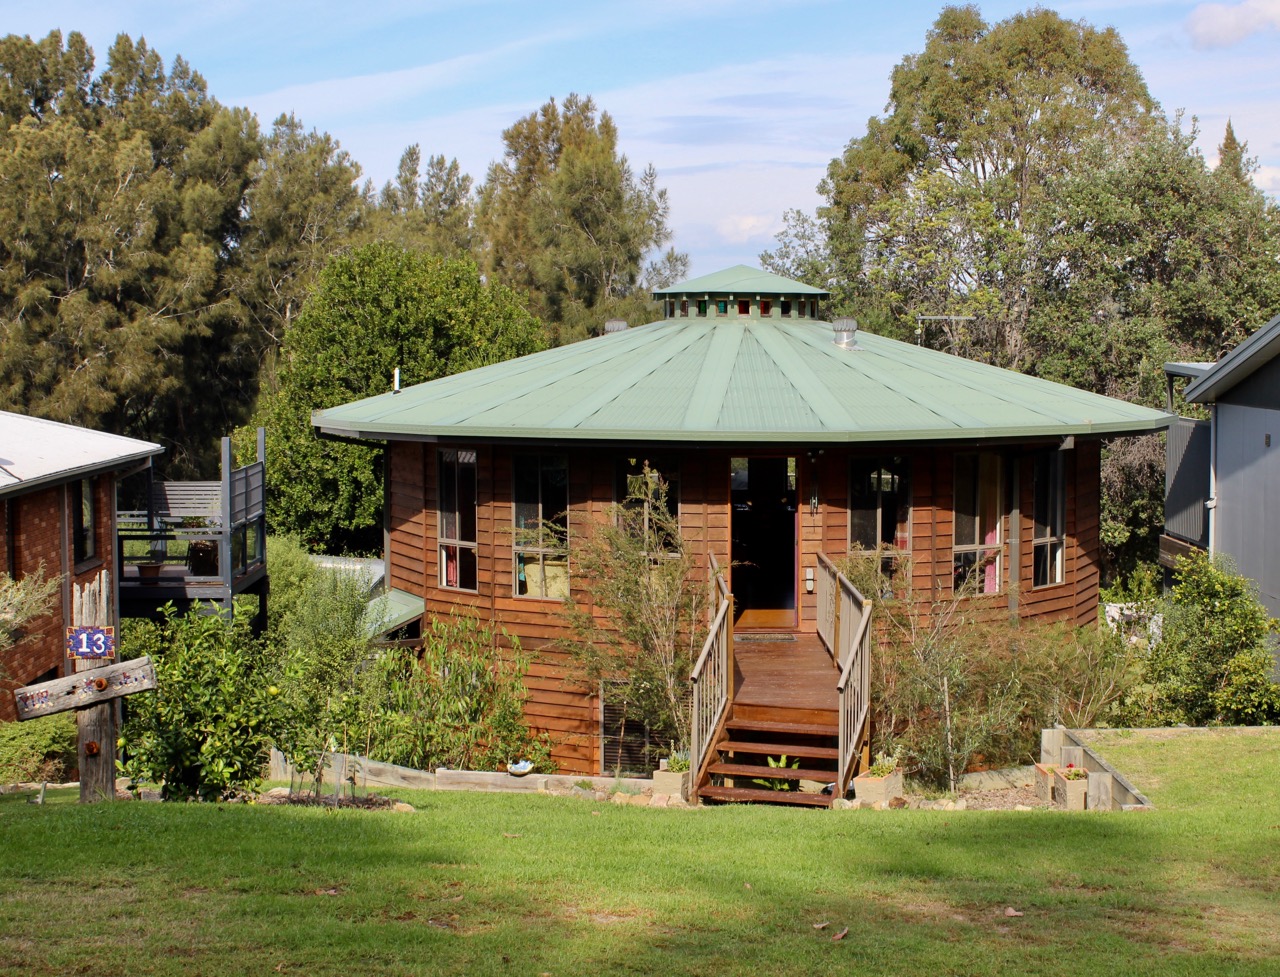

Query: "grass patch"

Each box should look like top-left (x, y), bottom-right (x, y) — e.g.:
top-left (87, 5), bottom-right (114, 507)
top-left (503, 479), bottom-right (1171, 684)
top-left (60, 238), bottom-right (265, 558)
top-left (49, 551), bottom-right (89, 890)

top-left (2, 731), bottom-right (1279, 975)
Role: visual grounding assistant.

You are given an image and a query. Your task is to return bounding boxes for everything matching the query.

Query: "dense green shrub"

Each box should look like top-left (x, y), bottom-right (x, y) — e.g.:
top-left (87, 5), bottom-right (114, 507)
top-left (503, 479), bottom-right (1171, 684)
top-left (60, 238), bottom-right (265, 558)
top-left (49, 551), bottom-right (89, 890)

top-left (1115, 553), bottom-right (1280, 726)
top-left (120, 606), bottom-right (286, 801)
top-left (360, 616), bottom-right (553, 773)
top-left (0, 713), bottom-right (77, 784)
top-left (262, 536), bottom-right (321, 638)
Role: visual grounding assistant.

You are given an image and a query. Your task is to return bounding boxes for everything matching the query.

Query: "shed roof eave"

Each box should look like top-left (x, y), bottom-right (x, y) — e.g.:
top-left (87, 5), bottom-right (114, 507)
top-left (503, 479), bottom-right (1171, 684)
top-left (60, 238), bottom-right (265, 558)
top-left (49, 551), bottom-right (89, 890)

top-left (1183, 312), bottom-right (1280, 403)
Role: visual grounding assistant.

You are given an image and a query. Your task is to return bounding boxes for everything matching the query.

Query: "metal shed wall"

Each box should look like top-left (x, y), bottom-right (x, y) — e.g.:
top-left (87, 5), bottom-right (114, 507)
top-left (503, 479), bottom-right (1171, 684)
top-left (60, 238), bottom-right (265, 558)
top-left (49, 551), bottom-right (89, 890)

top-left (1215, 388), bottom-right (1280, 617)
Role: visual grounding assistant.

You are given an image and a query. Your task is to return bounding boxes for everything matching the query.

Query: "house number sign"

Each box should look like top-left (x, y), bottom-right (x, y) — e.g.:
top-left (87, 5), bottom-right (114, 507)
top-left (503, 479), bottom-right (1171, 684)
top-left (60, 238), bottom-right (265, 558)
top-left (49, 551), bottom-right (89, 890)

top-left (66, 625), bottom-right (115, 660)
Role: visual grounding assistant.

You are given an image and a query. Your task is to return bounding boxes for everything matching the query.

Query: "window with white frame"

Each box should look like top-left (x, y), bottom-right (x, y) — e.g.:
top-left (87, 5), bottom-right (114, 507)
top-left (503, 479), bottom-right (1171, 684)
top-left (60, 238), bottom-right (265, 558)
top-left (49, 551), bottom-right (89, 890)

top-left (1033, 452), bottom-right (1066, 587)
top-left (439, 449), bottom-right (478, 591)
top-left (953, 453), bottom-right (1002, 594)
top-left (513, 454), bottom-right (568, 599)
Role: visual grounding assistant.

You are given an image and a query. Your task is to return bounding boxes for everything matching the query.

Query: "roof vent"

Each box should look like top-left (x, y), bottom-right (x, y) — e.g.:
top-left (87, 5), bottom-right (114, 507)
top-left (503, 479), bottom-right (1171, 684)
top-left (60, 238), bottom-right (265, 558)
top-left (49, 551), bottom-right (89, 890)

top-left (603, 318), bottom-right (629, 334)
top-left (832, 318), bottom-right (860, 350)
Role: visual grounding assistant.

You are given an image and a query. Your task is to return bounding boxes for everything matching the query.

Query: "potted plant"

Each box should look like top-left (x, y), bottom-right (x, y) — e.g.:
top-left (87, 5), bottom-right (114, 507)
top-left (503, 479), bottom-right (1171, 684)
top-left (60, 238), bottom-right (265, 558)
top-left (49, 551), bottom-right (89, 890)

top-left (853, 748), bottom-right (905, 807)
top-left (1053, 762), bottom-right (1088, 810)
top-left (652, 747), bottom-right (690, 800)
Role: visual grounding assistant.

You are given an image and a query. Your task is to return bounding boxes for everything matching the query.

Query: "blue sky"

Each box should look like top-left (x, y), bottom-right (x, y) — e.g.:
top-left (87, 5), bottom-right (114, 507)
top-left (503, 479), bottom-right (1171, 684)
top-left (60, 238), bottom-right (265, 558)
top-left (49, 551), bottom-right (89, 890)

top-left (7, 1), bottom-right (1279, 276)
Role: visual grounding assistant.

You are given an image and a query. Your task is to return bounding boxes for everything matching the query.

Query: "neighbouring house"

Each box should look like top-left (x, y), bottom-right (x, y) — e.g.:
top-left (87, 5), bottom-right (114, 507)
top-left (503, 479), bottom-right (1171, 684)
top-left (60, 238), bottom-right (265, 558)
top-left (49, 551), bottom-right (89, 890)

top-left (1163, 312), bottom-right (1280, 618)
top-left (314, 266), bottom-right (1170, 802)
top-left (0, 411), bottom-right (161, 722)
top-left (115, 431), bottom-right (269, 628)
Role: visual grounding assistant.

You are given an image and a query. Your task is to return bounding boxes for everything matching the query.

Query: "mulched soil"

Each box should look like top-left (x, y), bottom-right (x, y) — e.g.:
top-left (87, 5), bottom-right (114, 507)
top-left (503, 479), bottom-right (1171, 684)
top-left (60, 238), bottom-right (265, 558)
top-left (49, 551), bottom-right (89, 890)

top-left (953, 783), bottom-right (1047, 810)
top-left (281, 792), bottom-right (398, 810)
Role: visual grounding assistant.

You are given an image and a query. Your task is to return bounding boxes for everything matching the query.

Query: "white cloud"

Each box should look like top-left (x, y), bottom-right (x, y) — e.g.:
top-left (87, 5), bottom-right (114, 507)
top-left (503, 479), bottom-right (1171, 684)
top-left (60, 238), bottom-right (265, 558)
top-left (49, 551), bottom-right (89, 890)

top-left (1186, 0), bottom-right (1280, 49)
top-left (714, 213), bottom-right (777, 244)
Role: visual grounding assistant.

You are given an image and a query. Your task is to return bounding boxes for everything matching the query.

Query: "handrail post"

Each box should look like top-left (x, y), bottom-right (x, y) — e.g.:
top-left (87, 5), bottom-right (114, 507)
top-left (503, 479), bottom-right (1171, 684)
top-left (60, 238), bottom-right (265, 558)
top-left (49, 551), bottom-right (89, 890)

top-left (219, 437), bottom-right (233, 601)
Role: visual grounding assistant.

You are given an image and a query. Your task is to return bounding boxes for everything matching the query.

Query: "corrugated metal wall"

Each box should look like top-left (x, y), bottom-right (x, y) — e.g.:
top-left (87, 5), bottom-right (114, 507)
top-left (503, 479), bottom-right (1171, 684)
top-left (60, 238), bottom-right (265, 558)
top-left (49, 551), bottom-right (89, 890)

top-left (1165, 417), bottom-right (1210, 547)
top-left (1215, 402), bottom-right (1280, 618)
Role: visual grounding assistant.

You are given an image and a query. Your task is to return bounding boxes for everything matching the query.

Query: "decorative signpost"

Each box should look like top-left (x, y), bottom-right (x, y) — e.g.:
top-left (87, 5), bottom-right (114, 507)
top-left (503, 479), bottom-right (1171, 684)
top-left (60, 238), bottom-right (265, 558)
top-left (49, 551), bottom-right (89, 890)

top-left (11, 570), bottom-right (156, 803)
top-left (14, 658), bottom-right (156, 721)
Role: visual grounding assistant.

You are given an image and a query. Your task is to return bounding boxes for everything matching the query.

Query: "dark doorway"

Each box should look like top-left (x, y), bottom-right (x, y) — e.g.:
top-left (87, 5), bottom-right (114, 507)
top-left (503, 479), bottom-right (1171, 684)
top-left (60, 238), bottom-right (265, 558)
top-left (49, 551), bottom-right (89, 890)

top-left (730, 457), bottom-right (797, 629)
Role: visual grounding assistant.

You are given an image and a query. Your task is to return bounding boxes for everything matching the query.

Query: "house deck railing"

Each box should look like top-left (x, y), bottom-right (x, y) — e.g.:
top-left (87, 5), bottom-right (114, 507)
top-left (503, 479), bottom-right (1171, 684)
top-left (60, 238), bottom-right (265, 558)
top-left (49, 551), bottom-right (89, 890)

top-left (117, 430), bottom-right (266, 591)
top-left (691, 553), bottom-right (733, 787)
top-left (817, 552), bottom-right (872, 795)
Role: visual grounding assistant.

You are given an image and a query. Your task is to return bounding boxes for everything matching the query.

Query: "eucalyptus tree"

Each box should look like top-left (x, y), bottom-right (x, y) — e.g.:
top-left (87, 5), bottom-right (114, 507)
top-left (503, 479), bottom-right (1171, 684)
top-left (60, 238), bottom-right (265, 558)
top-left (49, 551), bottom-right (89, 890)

top-left (770, 6), bottom-right (1154, 367)
top-left (476, 93), bottom-right (684, 343)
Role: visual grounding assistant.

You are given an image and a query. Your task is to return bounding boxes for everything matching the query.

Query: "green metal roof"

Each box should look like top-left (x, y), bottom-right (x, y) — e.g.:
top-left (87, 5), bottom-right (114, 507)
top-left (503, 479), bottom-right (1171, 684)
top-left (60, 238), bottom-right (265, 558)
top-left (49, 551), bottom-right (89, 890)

top-left (314, 313), bottom-right (1170, 445)
top-left (652, 264), bottom-right (829, 298)
top-left (366, 587), bottom-right (425, 637)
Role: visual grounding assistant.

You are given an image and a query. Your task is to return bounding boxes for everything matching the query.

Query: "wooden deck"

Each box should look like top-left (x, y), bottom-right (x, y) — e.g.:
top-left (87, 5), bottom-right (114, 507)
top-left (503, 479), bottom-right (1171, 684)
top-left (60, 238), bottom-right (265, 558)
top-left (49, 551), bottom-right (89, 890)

top-left (732, 634), bottom-right (838, 713)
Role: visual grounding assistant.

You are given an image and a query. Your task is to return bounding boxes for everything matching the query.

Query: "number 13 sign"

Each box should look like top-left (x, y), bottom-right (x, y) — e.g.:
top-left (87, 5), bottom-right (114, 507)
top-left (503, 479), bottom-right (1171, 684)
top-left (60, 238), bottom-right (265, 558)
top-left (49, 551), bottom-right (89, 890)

top-left (66, 626), bottom-right (115, 660)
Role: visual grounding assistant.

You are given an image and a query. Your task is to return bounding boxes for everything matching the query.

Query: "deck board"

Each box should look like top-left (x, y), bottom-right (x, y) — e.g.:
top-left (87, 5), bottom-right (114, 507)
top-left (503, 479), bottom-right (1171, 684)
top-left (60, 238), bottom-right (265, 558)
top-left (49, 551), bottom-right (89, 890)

top-left (733, 634), bottom-right (838, 712)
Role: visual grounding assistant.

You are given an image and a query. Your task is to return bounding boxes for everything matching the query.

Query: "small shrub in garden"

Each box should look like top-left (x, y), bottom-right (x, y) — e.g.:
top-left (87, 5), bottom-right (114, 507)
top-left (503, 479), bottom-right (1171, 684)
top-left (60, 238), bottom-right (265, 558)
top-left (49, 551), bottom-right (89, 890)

top-left (872, 583), bottom-right (1136, 791)
top-left (0, 713), bottom-right (77, 784)
top-left (120, 605), bottom-right (287, 801)
top-left (360, 615), bottom-right (554, 773)
top-left (270, 561), bottom-right (376, 777)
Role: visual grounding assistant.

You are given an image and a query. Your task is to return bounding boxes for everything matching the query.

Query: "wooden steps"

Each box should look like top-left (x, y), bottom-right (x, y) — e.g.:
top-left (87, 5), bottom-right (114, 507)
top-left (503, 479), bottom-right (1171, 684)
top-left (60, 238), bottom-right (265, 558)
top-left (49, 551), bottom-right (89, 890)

top-left (705, 761), bottom-right (833, 782)
top-left (724, 717), bottom-right (837, 738)
top-left (717, 739), bottom-right (839, 761)
top-left (696, 706), bottom-right (840, 809)
top-left (699, 785), bottom-right (832, 808)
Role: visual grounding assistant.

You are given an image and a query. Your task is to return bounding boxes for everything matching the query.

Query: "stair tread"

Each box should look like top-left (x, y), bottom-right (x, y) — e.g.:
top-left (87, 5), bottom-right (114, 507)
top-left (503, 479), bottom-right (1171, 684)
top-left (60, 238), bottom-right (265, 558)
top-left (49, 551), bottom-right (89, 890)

top-left (717, 739), bottom-right (840, 760)
top-left (725, 718), bottom-right (838, 737)
top-left (699, 785), bottom-right (832, 807)
top-left (708, 761), bottom-right (834, 781)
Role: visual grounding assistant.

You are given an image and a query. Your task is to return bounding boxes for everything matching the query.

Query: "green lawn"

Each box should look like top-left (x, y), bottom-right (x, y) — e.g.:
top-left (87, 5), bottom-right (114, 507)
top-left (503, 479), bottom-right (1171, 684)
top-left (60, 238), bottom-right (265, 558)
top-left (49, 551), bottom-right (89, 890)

top-left (2, 728), bottom-right (1279, 976)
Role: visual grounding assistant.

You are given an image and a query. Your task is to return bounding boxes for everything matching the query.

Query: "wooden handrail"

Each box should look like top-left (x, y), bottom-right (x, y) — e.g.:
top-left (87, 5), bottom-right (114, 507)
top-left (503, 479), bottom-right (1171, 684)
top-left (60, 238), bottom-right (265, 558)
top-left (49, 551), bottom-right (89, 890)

top-left (690, 552), bottom-right (733, 798)
top-left (691, 598), bottom-right (728, 683)
top-left (821, 551), bottom-right (873, 797)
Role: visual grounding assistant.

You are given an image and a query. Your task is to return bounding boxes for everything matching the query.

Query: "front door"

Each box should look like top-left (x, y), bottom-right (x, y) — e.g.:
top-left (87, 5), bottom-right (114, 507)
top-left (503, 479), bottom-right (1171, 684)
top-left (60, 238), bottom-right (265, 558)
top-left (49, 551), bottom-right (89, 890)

top-left (730, 457), bottom-right (798, 629)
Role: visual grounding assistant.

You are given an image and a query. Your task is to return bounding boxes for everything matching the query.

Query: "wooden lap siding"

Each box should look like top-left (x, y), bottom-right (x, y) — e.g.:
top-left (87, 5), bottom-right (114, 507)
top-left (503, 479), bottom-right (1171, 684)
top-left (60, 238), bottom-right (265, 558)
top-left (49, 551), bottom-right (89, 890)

top-left (387, 440), bottom-right (1106, 775)
top-left (1, 477), bottom-right (118, 722)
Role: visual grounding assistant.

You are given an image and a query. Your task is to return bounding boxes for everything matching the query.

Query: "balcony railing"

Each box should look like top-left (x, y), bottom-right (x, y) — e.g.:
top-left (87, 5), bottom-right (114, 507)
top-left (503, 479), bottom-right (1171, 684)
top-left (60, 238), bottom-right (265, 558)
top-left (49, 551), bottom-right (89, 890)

top-left (117, 430), bottom-right (266, 595)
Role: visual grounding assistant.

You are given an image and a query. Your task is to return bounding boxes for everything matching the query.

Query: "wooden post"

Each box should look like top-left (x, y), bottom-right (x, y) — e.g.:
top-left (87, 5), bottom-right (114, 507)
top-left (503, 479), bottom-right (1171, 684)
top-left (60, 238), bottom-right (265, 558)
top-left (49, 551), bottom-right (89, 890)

top-left (74, 571), bottom-right (116, 803)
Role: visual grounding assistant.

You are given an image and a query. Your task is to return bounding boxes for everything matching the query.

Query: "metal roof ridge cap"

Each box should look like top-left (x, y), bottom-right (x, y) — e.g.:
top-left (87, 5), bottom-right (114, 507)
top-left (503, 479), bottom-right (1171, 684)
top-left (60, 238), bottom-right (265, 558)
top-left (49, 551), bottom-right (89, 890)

top-left (315, 324), bottom-right (665, 426)
top-left (796, 325), bottom-right (978, 428)
top-left (681, 323), bottom-right (743, 429)
top-left (425, 328), bottom-right (669, 425)
top-left (846, 331), bottom-right (1161, 424)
